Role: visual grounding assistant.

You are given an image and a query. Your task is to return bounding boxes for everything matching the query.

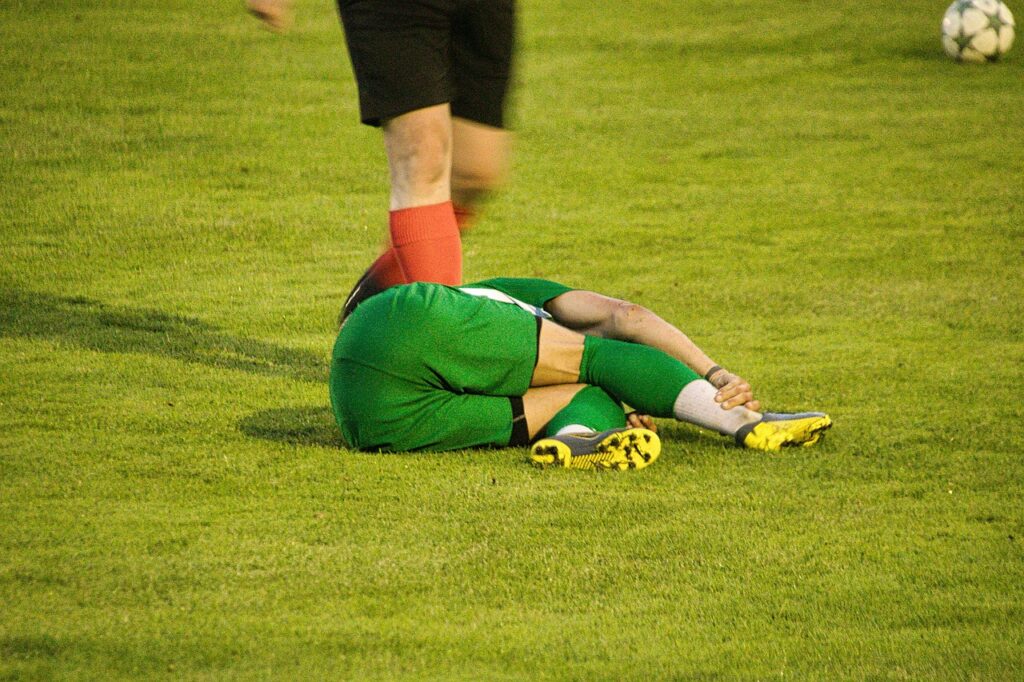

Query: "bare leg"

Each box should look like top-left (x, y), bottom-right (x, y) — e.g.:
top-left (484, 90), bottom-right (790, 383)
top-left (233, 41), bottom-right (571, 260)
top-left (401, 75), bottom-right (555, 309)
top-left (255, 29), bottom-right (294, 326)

top-left (450, 116), bottom-right (510, 213)
top-left (383, 104), bottom-right (453, 210)
top-left (338, 106), bottom-right (461, 321)
top-left (340, 111), bottom-right (507, 320)
top-left (247, 0), bottom-right (293, 32)
top-left (521, 384), bottom-right (587, 440)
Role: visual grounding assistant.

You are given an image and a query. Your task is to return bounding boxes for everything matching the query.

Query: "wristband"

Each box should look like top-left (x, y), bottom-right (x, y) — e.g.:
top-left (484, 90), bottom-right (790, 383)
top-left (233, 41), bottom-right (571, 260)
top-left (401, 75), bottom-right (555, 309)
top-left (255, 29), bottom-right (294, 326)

top-left (704, 365), bottom-right (723, 382)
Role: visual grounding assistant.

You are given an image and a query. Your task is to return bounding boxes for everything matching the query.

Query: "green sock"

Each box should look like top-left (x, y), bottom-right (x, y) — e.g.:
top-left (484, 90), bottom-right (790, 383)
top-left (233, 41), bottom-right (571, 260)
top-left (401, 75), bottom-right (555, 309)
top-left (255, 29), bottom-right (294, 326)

top-left (544, 385), bottom-right (626, 437)
top-left (579, 336), bottom-right (700, 417)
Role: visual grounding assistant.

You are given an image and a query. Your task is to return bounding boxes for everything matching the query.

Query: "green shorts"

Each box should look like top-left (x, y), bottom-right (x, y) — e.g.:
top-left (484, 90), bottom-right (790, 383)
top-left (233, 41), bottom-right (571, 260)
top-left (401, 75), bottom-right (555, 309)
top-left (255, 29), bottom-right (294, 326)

top-left (331, 281), bottom-right (556, 452)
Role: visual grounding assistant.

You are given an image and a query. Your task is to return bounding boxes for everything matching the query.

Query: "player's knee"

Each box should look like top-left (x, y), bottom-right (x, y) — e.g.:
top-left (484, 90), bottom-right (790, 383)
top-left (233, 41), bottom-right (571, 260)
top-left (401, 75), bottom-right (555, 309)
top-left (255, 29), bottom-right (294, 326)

top-left (452, 160), bottom-right (506, 196)
top-left (450, 177), bottom-right (500, 215)
top-left (390, 137), bottom-right (449, 189)
top-left (385, 111), bottom-right (452, 196)
top-left (451, 120), bottom-right (510, 199)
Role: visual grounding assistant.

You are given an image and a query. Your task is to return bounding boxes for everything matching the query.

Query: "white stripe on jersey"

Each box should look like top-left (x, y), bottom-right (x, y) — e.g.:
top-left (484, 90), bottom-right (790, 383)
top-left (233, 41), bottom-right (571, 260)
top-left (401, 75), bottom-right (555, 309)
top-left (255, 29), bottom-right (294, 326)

top-left (457, 287), bottom-right (553, 319)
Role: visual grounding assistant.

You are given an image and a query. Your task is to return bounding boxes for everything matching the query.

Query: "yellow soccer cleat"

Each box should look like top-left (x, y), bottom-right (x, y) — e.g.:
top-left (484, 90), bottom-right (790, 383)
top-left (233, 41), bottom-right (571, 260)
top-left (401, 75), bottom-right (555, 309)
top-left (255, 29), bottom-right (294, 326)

top-left (530, 427), bottom-right (661, 471)
top-left (736, 412), bottom-right (833, 451)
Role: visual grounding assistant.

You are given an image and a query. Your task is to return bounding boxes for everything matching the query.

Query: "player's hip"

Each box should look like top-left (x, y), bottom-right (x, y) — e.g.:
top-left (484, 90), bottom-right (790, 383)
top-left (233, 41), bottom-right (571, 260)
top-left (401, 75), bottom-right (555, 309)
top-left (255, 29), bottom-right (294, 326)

top-left (329, 358), bottom-right (515, 452)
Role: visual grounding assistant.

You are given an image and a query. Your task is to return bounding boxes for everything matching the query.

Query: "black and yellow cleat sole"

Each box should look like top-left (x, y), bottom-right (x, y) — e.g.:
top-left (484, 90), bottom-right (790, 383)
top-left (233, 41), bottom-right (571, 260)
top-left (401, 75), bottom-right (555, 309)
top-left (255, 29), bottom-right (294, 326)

top-left (530, 427), bottom-right (661, 471)
top-left (737, 412), bottom-right (833, 451)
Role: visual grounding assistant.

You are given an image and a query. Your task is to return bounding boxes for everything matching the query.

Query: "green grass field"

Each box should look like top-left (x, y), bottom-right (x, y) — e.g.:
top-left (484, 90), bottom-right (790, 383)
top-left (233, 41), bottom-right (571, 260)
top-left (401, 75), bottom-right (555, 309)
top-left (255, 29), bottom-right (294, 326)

top-left (3, 0), bottom-right (1023, 678)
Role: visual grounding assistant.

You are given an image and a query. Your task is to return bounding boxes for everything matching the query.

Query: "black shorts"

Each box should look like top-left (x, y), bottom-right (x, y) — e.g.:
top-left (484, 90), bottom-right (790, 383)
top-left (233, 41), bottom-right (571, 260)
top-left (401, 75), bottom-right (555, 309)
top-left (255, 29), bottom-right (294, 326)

top-left (337, 0), bottom-right (515, 128)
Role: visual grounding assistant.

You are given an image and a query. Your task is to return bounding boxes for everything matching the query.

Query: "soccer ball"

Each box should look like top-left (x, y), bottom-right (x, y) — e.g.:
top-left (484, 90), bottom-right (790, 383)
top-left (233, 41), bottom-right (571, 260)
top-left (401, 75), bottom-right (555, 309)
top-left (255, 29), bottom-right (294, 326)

top-left (942, 0), bottom-right (1016, 62)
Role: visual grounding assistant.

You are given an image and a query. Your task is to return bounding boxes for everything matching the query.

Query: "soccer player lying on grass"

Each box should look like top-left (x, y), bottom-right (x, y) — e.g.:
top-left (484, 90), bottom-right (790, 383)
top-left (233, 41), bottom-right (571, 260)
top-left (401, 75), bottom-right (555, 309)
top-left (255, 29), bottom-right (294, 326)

top-left (329, 278), bottom-right (832, 470)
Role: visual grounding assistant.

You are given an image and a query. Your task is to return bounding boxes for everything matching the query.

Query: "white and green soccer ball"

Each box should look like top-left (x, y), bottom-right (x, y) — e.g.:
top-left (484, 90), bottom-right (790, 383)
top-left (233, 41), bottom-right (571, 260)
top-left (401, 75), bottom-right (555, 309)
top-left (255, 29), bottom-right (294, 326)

top-left (942, 0), bottom-right (1016, 62)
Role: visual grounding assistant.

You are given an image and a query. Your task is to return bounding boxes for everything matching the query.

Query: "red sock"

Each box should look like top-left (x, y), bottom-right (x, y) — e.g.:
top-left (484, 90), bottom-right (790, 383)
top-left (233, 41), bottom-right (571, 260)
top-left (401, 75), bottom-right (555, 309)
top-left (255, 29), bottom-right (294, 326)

top-left (453, 203), bottom-right (476, 232)
top-left (364, 247), bottom-right (407, 289)
top-left (389, 201), bottom-right (462, 285)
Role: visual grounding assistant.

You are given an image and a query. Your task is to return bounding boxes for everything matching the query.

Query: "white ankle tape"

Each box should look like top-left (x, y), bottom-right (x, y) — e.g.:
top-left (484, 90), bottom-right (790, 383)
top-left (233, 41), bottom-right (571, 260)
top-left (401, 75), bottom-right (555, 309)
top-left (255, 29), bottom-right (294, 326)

top-left (672, 380), bottom-right (760, 436)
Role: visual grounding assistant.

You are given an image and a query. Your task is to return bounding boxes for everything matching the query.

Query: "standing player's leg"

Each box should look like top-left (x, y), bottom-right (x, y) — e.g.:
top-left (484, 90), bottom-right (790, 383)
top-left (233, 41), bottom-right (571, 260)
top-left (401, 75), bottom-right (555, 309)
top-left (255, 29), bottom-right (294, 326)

top-left (450, 117), bottom-right (511, 230)
top-left (336, 1), bottom-right (465, 322)
top-left (247, 0), bottom-right (293, 32)
top-left (356, 119), bottom-right (510, 307)
top-left (447, 0), bottom-right (515, 230)
top-left (342, 104), bottom-right (462, 321)
top-left (382, 104), bottom-right (461, 284)
top-left (337, 0), bottom-right (517, 323)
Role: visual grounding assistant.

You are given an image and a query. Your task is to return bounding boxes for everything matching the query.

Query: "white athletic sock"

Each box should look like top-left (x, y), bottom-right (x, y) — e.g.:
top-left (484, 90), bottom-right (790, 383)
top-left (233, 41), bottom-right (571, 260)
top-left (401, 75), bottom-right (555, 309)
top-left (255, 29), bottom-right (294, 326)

top-left (555, 424), bottom-right (593, 436)
top-left (672, 380), bottom-right (761, 436)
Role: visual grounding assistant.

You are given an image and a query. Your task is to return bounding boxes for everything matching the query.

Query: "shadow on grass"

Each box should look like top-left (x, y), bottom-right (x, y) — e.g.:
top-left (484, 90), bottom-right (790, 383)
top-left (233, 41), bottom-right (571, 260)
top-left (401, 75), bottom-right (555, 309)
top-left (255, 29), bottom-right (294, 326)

top-left (0, 634), bottom-right (62, 660)
top-left (896, 46), bottom-right (945, 62)
top-left (238, 406), bottom-right (346, 448)
top-left (0, 287), bottom-right (328, 383)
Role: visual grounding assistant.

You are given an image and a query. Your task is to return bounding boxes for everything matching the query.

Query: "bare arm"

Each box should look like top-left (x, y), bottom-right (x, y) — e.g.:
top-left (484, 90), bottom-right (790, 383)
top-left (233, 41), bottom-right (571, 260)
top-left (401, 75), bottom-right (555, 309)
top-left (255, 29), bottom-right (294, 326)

top-left (544, 290), bottom-right (760, 411)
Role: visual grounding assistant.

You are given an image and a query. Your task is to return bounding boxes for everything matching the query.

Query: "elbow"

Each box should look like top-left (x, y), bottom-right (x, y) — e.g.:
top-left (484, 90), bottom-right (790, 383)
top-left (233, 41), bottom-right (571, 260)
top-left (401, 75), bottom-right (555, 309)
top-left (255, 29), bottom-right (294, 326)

top-left (610, 301), bottom-right (651, 340)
